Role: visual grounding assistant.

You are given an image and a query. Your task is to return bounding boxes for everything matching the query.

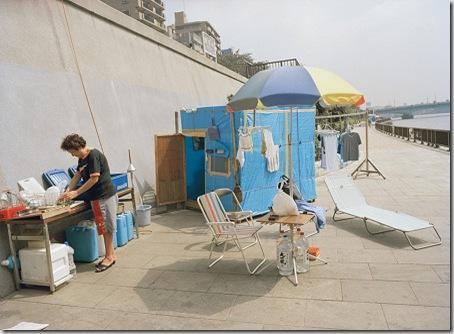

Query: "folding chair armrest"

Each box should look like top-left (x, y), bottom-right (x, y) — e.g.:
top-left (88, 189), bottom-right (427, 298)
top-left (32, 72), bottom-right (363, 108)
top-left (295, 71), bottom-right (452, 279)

top-left (226, 211), bottom-right (253, 221)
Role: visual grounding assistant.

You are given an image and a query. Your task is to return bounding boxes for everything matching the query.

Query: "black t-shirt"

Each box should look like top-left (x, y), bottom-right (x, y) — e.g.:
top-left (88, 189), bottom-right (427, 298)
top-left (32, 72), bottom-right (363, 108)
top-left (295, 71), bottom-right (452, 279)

top-left (77, 148), bottom-right (116, 201)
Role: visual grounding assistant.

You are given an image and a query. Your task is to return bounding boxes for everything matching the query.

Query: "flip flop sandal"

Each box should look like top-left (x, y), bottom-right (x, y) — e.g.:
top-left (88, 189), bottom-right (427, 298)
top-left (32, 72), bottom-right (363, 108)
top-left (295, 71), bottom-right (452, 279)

top-left (95, 260), bottom-right (115, 272)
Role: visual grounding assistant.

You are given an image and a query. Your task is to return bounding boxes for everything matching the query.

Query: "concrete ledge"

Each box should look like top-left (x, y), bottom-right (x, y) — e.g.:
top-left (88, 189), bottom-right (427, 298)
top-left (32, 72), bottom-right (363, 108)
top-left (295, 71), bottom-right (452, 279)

top-left (66, 0), bottom-right (246, 83)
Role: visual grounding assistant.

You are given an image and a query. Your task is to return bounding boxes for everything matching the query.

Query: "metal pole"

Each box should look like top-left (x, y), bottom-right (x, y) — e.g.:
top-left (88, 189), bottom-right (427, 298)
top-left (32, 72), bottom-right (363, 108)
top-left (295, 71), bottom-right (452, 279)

top-left (128, 149), bottom-right (140, 238)
top-left (289, 107), bottom-right (294, 199)
top-left (365, 110), bottom-right (369, 172)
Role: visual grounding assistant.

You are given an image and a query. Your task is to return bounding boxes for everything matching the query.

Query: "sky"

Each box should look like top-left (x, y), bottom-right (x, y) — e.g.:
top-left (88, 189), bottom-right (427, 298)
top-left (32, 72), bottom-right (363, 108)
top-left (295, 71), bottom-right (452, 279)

top-left (164, 0), bottom-right (450, 107)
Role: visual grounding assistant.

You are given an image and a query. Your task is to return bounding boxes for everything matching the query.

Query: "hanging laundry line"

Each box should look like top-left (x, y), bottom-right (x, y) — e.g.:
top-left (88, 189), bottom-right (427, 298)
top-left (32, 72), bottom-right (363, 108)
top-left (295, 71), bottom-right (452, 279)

top-left (315, 110), bottom-right (385, 179)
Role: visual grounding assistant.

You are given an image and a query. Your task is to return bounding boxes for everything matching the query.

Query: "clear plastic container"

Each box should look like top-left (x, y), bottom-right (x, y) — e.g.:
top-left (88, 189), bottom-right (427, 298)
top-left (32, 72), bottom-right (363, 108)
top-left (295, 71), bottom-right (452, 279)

top-left (276, 234), bottom-right (293, 276)
top-left (295, 230), bottom-right (310, 273)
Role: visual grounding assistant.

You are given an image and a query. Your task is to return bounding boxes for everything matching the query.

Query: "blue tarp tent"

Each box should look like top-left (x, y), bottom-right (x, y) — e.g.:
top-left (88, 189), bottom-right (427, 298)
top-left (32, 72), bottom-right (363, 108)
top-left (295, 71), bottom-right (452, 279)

top-left (180, 105), bottom-right (316, 214)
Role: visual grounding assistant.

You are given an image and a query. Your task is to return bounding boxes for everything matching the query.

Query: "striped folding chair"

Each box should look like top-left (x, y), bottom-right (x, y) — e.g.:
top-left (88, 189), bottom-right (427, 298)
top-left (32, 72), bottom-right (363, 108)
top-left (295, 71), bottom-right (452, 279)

top-left (197, 191), bottom-right (267, 274)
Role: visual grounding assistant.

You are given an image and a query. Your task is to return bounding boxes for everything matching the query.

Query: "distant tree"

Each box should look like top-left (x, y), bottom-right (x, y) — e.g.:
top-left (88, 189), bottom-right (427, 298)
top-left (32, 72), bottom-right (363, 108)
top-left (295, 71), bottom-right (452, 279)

top-left (217, 49), bottom-right (255, 77)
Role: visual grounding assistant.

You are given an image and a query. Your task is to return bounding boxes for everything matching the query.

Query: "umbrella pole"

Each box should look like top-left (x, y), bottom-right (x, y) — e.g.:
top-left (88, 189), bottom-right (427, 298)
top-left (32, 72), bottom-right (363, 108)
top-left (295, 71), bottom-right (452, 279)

top-left (289, 107), bottom-right (294, 199)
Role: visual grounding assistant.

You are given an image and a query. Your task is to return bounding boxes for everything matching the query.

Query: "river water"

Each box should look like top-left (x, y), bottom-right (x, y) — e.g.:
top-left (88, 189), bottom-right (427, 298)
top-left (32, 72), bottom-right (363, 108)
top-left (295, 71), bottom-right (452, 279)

top-left (391, 113), bottom-right (450, 131)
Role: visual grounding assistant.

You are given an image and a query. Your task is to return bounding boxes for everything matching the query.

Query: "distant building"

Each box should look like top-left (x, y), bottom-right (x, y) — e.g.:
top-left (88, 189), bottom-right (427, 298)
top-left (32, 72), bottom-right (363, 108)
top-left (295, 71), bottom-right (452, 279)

top-left (101, 0), bottom-right (166, 34)
top-left (221, 48), bottom-right (234, 56)
top-left (173, 11), bottom-right (221, 61)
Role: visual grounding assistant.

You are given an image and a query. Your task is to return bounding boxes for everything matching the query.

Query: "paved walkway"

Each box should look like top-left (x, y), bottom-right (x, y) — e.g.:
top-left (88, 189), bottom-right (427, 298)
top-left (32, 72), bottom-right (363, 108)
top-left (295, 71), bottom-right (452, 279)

top-left (0, 126), bottom-right (450, 330)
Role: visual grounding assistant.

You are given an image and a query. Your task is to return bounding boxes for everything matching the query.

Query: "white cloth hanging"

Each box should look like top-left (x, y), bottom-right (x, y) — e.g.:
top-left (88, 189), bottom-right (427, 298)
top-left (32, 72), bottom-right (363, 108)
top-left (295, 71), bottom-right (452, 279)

top-left (236, 147), bottom-right (245, 168)
top-left (320, 133), bottom-right (339, 172)
top-left (263, 129), bottom-right (280, 172)
top-left (239, 128), bottom-right (253, 152)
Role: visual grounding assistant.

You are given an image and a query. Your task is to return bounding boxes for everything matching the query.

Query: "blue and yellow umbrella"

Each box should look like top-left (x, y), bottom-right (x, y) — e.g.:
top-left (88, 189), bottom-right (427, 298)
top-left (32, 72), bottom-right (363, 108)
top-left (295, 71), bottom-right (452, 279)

top-left (227, 65), bottom-right (364, 111)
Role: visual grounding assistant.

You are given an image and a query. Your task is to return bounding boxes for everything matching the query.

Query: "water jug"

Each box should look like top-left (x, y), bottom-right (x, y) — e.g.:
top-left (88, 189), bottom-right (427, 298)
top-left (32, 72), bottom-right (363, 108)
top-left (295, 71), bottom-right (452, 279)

top-left (295, 229), bottom-right (310, 273)
top-left (276, 234), bottom-right (293, 276)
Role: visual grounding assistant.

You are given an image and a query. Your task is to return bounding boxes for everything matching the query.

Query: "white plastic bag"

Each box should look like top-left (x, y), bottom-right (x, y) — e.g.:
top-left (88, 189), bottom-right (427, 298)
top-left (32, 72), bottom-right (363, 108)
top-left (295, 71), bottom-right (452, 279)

top-left (272, 187), bottom-right (299, 216)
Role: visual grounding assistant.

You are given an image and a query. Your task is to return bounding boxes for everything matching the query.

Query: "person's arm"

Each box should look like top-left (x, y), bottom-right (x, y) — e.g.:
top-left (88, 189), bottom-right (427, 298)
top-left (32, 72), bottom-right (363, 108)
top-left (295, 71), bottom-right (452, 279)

top-left (67, 171), bottom-right (82, 191)
top-left (61, 174), bottom-right (99, 200)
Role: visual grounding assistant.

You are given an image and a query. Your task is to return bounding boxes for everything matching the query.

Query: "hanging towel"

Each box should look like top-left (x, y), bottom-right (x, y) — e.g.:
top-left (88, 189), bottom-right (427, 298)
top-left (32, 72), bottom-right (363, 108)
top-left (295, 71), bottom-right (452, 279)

top-left (239, 130), bottom-right (253, 152)
top-left (295, 199), bottom-right (326, 231)
top-left (319, 133), bottom-right (339, 171)
top-left (263, 129), bottom-right (280, 172)
top-left (236, 147), bottom-right (245, 168)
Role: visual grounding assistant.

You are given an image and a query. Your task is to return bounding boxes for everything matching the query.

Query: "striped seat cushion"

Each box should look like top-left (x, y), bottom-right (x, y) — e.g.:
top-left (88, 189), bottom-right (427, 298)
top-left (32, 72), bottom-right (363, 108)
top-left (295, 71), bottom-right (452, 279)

top-left (198, 192), bottom-right (230, 234)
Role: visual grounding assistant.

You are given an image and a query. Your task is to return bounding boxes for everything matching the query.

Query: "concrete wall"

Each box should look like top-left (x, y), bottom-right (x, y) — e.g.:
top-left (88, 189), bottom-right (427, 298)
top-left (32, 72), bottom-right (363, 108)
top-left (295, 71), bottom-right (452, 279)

top-left (0, 0), bottom-right (245, 297)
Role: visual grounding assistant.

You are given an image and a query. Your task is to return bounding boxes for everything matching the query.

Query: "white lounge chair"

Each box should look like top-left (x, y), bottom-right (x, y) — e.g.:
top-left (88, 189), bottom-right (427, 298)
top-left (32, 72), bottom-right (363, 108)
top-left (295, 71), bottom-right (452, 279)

top-left (325, 176), bottom-right (441, 250)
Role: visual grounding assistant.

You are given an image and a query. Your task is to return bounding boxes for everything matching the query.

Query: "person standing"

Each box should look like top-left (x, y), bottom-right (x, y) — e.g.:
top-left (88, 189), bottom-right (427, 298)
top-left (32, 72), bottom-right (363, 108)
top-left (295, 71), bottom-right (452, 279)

top-left (59, 134), bottom-right (118, 272)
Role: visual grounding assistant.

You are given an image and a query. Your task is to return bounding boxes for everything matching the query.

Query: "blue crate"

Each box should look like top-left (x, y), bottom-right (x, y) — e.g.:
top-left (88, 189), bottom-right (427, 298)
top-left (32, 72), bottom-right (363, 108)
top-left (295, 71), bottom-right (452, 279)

top-left (68, 166), bottom-right (127, 193)
top-left (111, 173), bottom-right (128, 192)
top-left (42, 169), bottom-right (71, 189)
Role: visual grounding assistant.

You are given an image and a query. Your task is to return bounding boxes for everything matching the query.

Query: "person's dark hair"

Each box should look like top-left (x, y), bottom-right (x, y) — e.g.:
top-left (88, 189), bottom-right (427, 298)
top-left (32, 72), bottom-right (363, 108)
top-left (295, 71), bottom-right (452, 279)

top-left (61, 134), bottom-right (86, 151)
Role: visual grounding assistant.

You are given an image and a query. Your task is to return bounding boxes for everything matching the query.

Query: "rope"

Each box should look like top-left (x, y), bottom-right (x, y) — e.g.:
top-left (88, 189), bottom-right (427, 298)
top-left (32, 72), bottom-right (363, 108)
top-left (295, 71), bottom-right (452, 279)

top-left (61, 0), bottom-right (105, 153)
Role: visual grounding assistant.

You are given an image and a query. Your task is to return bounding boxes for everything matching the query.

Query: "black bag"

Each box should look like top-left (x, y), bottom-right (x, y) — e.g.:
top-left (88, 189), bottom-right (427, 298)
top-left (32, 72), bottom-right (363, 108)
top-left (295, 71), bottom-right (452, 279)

top-left (277, 175), bottom-right (302, 200)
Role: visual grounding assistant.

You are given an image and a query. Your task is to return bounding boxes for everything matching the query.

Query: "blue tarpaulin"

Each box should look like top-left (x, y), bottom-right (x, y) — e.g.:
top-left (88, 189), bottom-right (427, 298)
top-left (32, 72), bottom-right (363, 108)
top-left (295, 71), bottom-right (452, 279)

top-left (180, 105), bottom-right (316, 214)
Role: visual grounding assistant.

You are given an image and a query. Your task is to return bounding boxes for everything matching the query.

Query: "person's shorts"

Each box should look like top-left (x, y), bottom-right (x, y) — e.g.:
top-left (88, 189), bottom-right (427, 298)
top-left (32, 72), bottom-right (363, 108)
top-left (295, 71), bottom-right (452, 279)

top-left (90, 194), bottom-right (118, 235)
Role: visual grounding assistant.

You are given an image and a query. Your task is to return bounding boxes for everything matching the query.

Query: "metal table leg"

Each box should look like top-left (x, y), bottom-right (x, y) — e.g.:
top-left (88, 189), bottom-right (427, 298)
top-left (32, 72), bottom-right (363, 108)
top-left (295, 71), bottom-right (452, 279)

top-left (6, 224), bottom-right (20, 290)
top-left (43, 225), bottom-right (56, 293)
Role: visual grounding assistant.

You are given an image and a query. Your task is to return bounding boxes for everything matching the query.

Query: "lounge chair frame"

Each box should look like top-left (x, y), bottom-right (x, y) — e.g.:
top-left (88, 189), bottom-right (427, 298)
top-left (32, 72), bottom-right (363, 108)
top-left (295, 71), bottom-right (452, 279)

top-left (326, 176), bottom-right (442, 250)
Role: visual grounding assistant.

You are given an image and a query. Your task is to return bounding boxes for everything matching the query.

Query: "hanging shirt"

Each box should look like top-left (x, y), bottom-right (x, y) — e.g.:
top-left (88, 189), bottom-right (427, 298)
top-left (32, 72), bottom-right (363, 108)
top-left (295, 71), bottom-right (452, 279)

top-left (319, 133), bottom-right (339, 171)
top-left (340, 132), bottom-right (362, 161)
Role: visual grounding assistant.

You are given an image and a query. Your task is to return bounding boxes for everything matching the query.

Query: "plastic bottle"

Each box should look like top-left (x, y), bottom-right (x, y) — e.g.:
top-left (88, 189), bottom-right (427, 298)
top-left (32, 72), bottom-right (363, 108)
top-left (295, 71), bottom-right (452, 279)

top-left (295, 230), bottom-right (309, 273)
top-left (276, 234), bottom-right (293, 276)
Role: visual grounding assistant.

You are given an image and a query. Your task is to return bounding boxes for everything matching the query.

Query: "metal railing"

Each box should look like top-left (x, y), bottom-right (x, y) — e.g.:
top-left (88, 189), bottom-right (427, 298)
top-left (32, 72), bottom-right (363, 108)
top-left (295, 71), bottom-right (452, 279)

top-left (245, 58), bottom-right (300, 78)
top-left (375, 122), bottom-right (450, 150)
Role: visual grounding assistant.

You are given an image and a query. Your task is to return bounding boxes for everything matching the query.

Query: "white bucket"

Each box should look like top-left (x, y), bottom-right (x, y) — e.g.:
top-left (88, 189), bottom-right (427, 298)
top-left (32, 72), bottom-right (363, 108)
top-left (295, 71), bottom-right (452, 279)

top-left (136, 205), bottom-right (152, 226)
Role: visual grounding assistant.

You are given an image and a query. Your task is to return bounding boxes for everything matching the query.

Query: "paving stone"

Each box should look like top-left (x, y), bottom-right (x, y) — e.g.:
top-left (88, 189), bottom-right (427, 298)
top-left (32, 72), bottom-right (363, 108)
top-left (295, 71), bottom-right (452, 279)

top-left (72, 262), bottom-right (110, 284)
top-left (309, 235), bottom-right (364, 249)
top-left (341, 280), bottom-right (417, 304)
top-left (431, 265), bottom-right (450, 283)
top-left (410, 282), bottom-right (450, 306)
top-left (382, 304), bottom-right (450, 330)
top-left (393, 247), bottom-right (449, 265)
top-left (150, 271), bottom-right (218, 292)
top-left (162, 290), bottom-right (237, 320)
top-left (7, 282), bottom-right (116, 308)
top-left (95, 267), bottom-right (162, 288)
top-left (338, 248), bottom-right (397, 263)
top-left (262, 324), bottom-right (331, 330)
top-left (304, 300), bottom-right (388, 330)
top-left (228, 296), bottom-right (307, 326)
top-left (306, 262), bottom-right (372, 280)
top-left (144, 255), bottom-right (206, 272)
top-left (96, 286), bottom-right (175, 314)
top-left (208, 273), bottom-right (278, 296)
top-left (105, 312), bottom-right (185, 330)
top-left (369, 263), bottom-right (441, 282)
top-left (271, 278), bottom-right (342, 301)
top-left (0, 300), bottom-right (117, 330)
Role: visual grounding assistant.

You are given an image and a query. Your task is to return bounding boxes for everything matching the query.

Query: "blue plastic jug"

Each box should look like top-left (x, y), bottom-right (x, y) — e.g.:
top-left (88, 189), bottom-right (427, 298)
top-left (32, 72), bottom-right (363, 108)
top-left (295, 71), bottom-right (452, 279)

top-left (124, 211), bottom-right (134, 240)
top-left (116, 214), bottom-right (128, 247)
top-left (65, 226), bottom-right (99, 262)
